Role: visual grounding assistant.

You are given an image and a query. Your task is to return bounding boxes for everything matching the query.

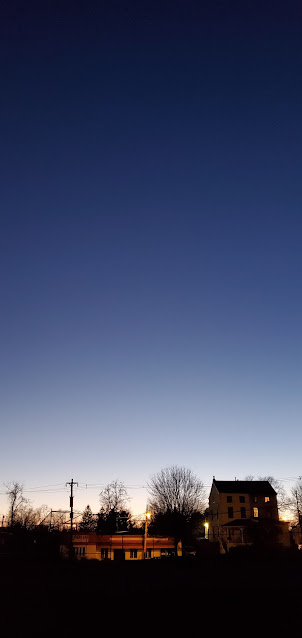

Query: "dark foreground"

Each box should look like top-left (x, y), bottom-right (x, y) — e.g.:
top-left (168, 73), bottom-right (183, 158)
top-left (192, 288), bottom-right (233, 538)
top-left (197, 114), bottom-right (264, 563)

top-left (1, 553), bottom-right (301, 631)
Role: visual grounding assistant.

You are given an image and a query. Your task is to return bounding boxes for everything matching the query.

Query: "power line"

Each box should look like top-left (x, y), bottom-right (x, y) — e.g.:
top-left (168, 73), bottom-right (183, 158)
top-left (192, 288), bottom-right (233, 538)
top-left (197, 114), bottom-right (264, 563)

top-left (0, 476), bottom-right (300, 498)
top-left (77, 483), bottom-right (147, 490)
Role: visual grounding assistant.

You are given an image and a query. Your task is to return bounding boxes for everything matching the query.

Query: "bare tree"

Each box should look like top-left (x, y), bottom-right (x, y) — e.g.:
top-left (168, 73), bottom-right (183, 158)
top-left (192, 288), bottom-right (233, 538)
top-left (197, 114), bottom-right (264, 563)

top-left (5, 483), bottom-right (50, 529)
top-left (147, 466), bottom-right (206, 553)
top-left (17, 503), bottom-right (49, 530)
top-left (99, 480), bottom-right (130, 514)
top-left (290, 478), bottom-right (302, 524)
top-left (148, 466), bottom-right (206, 517)
top-left (50, 510), bottom-right (70, 531)
top-left (5, 482), bottom-right (28, 527)
top-left (98, 480), bottom-right (132, 533)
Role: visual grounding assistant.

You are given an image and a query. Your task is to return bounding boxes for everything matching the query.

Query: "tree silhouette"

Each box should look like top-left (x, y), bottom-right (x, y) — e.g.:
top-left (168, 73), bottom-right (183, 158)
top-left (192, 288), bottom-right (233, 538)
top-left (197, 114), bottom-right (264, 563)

top-left (291, 478), bottom-right (302, 524)
top-left (97, 480), bottom-right (133, 533)
top-left (5, 482), bottom-right (28, 527)
top-left (148, 466), bottom-right (206, 552)
top-left (79, 505), bottom-right (97, 531)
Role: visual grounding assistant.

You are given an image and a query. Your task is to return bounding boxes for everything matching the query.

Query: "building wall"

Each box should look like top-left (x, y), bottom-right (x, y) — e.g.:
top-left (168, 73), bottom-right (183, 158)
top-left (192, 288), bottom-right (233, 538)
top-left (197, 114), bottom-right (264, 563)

top-left (247, 493), bottom-right (278, 520)
top-left (70, 533), bottom-right (182, 560)
top-left (208, 485), bottom-right (252, 540)
top-left (208, 484), bottom-right (279, 543)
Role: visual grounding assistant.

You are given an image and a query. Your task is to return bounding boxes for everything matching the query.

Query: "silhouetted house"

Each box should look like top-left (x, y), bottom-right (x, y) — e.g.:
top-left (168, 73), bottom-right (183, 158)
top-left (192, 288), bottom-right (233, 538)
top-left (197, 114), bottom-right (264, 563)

top-left (61, 532), bottom-right (182, 560)
top-left (207, 479), bottom-right (290, 552)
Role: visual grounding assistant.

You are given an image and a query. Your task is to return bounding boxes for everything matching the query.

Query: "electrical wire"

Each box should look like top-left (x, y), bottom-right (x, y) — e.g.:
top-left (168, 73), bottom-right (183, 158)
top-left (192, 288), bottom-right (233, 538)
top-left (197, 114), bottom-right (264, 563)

top-left (1, 476), bottom-right (301, 497)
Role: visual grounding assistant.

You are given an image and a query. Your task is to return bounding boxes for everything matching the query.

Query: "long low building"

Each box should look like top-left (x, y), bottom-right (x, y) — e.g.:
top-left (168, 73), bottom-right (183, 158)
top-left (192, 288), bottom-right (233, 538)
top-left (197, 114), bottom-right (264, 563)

top-left (61, 532), bottom-right (182, 560)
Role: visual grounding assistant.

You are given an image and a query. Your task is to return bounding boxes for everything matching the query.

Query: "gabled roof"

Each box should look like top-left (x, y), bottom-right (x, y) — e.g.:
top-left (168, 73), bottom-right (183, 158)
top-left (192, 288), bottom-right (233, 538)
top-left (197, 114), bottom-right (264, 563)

top-left (212, 480), bottom-right (276, 495)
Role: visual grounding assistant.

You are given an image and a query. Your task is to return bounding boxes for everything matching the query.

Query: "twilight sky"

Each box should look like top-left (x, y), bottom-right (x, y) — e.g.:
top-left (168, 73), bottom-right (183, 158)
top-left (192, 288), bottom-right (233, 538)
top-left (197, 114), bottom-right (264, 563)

top-left (1, 1), bottom-right (302, 518)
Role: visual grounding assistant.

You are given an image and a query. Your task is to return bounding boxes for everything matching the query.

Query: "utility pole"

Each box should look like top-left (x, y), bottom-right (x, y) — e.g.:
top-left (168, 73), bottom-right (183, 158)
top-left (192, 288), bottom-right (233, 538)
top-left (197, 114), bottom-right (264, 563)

top-left (143, 508), bottom-right (151, 559)
top-left (66, 479), bottom-right (78, 559)
top-left (66, 478), bottom-right (78, 531)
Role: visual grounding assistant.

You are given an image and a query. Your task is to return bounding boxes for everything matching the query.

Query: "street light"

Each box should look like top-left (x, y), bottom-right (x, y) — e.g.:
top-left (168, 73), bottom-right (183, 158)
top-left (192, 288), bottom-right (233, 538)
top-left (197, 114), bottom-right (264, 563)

top-left (204, 522), bottom-right (209, 540)
top-left (144, 510), bottom-right (151, 559)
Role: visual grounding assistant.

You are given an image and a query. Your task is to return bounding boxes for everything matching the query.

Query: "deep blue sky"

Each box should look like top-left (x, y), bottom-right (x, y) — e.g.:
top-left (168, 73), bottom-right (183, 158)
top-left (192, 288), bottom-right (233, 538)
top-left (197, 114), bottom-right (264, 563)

top-left (1, 1), bottom-right (301, 516)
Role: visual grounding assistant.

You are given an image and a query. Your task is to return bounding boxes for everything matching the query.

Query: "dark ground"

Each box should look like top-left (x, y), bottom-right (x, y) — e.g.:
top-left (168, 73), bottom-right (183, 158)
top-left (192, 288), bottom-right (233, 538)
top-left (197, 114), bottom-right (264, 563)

top-left (1, 553), bottom-right (301, 632)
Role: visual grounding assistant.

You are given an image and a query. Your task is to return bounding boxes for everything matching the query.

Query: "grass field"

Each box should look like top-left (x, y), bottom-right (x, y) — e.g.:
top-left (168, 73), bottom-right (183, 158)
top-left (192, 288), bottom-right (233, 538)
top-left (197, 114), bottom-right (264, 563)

top-left (1, 553), bottom-right (301, 632)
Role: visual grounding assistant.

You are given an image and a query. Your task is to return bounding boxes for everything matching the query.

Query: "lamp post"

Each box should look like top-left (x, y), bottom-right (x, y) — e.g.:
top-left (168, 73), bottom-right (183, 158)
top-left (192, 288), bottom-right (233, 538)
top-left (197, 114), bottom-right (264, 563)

top-left (144, 510), bottom-right (151, 559)
top-left (204, 522), bottom-right (209, 540)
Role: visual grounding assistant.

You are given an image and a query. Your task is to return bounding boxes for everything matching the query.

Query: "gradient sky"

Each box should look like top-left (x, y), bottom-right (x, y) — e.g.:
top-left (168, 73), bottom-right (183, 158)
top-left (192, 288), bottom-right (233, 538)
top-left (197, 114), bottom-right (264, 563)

top-left (1, 1), bottom-right (302, 518)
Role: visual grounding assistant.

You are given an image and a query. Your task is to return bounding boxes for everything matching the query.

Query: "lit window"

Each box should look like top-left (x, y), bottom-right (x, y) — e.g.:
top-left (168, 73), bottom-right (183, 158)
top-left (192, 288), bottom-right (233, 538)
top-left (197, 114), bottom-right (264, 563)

top-left (101, 548), bottom-right (108, 560)
top-left (253, 507), bottom-right (259, 518)
top-left (160, 548), bottom-right (174, 556)
top-left (130, 549), bottom-right (138, 559)
top-left (265, 496), bottom-right (270, 503)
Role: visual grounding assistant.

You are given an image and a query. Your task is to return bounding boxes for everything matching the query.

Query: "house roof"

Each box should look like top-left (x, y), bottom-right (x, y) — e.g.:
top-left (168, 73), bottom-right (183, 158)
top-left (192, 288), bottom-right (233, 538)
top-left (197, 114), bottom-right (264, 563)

top-left (213, 480), bottom-right (276, 495)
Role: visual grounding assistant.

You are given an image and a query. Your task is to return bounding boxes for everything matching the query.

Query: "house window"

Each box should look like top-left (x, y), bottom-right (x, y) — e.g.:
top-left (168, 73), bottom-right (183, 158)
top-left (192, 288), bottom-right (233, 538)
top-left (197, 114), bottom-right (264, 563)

top-left (146, 549), bottom-right (152, 559)
top-left (253, 507), bottom-right (259, 518)
top-left (240, 507), bottom-right (246, 519)
top-left (75, 547), bottom-right (86, 557)
top-left (101, 548), bottom-right (108, 560)
top-left (265, 496), bottom-right (270, 503)
top-left (160, 548), bottom-right (174, 557)
top-left (227, 496), bottom-right (232, 503)
top-left (228, 507), bottom-right (234, 519)
top-left (239, 496), bottom-right (245, 503)
top-left (130, 549), bottom-right (138, 559)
